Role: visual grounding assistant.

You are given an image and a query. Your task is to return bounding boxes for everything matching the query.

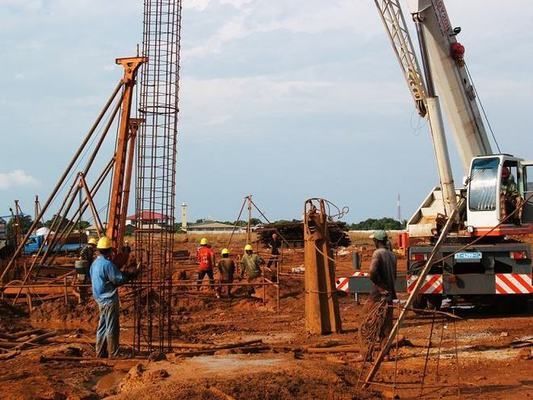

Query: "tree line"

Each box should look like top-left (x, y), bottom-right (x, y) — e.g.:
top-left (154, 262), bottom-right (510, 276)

top-left (2, 215), bottom-right (405, 242)
top-left (193, 217), bottom-right (405, 231)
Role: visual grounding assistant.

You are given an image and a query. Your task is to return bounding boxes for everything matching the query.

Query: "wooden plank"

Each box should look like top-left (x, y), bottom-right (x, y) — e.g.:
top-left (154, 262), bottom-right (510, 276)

top-left (14, 331), bottom-right (56, 350)
top-left (306, 345), bottom-right (360, 354)
top-left (173, 339), bottom-right (263, 351)
top-left (0, 350), bottom-right (21, 361)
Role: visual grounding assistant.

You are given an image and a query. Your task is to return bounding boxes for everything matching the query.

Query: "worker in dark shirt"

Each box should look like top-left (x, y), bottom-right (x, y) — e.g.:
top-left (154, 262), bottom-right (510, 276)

top-left (266, 232), bottom-right (282, 270)
top-left (367, 230), bottom-right (397, 342)
top-left (217, 248), bottom-right (236, 298)
top-left (79, 237), bottom-right (97, 265)
top-left (500, 166), bottom-right (523, 224)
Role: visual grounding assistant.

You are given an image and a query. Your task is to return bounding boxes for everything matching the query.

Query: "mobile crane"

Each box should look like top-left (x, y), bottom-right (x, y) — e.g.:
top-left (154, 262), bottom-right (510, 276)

top-left (343, 0), bottom-right (533, 308)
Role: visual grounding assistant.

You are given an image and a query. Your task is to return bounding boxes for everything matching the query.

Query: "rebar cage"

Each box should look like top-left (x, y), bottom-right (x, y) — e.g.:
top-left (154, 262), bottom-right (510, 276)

top-left (134, 0), bottom-right (182, 354)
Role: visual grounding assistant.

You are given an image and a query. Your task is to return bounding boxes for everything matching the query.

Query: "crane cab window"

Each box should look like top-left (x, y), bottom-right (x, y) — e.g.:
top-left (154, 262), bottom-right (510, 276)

top-left (521, 165), bottom-right (533, 223)
top-left (469, 158), bottom-right (499, 211)
top-left (525, 166), bottom-right (533, 193)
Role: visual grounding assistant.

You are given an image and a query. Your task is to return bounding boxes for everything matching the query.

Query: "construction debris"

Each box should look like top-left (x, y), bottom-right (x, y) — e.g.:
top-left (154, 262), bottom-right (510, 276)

top-left (511, 336), bottom-right (533, 348)
top-left (257, 221), bottom-right (351, 248)
top-left (0, 329), bottom-right (56, 353)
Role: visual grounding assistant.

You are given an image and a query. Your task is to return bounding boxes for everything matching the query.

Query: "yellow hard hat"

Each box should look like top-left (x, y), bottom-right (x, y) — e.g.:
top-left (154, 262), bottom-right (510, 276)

top-left (200, 238), bottom-right (208, 245)
top-left (88, 237), bottom-right (97, 245)
top-left (97, 236), bottom-right (113, 250)
top-left (244, 244), bottom-right (253, 251)
top-left (221, 248), bottom-right (229, 255)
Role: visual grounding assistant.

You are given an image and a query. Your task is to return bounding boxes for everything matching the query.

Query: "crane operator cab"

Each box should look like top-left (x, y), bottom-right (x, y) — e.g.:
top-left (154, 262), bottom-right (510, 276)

top-left (466, 154), bottom-right (533, 236)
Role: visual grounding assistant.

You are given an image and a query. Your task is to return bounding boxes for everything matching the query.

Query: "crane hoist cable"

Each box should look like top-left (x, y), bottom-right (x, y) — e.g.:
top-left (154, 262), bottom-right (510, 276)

top-left (463, 63), bottom-right (502, 153)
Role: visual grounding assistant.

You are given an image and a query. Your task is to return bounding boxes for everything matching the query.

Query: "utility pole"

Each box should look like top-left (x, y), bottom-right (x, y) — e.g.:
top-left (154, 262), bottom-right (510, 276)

top-left (246, 195), bottom-right (252, 244)
top-left (34, 195), bottom-right (41, 224)
top-left (181, 203), bottom-right (188, 232)
top-left (11, 200), bottom-right (23, 249)
top-left (397, 193), bottom-right (401, 222)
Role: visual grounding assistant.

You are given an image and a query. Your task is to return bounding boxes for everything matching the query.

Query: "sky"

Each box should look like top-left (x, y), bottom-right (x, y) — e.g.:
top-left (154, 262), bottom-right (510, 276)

top-left (1, 0), bottom-right (533, 225)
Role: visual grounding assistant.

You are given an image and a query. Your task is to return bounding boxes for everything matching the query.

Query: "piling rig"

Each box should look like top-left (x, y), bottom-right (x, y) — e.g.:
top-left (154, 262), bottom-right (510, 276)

top-left (0, 56), bottom-right (146, 304)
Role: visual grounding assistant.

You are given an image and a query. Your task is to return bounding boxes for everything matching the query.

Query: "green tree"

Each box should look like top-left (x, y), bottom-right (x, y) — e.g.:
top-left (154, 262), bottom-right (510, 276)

top-left (350, 217), bottom-right (404, 230)
top-left (77, 220), bottom-right (90, 230)
top-left (44, 214), bottom-right (76, 231)
top-left (6, 215), bottom-right (34, 246)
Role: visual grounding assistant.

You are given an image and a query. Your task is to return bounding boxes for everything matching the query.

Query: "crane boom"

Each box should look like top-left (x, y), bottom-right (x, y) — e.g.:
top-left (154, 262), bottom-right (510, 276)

top-left (375, 0), bottom-right (457, 216)
top-left (374, 0), bottom-right (427, 117)
top-left (407, 0), bottom-right (492, 171)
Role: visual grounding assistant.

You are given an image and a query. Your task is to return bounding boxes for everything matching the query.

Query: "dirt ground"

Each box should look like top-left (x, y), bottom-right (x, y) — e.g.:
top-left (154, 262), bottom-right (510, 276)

top-left (0, 233), bottom-right (532, 399)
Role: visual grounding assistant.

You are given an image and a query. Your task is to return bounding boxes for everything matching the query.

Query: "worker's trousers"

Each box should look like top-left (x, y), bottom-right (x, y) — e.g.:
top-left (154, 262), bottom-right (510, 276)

top-left (266, 254), bottom-right (279, 270)
top-left (217, 275), bottom-right (234, 297)
top-left (197, 269), bottom-right (215, 290)
top-left (96, 299), bottom-right (120, 358)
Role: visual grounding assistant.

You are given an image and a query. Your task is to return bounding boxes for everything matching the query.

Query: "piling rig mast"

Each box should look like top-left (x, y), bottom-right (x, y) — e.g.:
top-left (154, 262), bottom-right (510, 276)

top-left (0, 56), bottom-right (145, 299)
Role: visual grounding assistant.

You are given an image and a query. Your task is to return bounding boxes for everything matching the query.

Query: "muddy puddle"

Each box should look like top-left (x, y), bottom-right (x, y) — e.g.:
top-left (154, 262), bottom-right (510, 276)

top-left (184, 354), bottom-right (285, 373)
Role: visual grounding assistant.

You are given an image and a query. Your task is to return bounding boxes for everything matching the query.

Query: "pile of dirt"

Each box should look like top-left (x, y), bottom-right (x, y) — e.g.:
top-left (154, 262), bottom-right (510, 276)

top-left (111, 355), bottom-right (383, 400)
top-left (30, 297), bottom-right (98, 328)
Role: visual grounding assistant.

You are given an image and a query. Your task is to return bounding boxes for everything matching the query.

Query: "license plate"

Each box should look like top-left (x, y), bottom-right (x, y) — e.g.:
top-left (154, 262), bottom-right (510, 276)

top-left (454, 251), bottom-right (482, 262)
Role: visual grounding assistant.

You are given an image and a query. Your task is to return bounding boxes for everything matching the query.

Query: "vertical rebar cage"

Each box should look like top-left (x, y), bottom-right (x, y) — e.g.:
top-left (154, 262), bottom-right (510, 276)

top-left (134, 0), bottom-right (182, 354)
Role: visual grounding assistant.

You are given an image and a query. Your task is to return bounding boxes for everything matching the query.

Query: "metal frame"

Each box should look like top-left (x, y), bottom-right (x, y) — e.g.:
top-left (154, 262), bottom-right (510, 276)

top-left (133, 0), bottom-right (183, 355)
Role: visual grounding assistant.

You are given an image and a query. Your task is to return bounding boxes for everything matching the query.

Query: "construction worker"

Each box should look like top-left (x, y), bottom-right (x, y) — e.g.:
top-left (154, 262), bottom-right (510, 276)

top-left (367, 230), bottom-right (397, 343)
top-left (196, 237), bottom-right (215, 290)
top-left (217, 248), bottom-right (236, 298)
top-left (79, 237), bottom-right (97, 265)
top-left (114, 240), bottom-right (133, 269)
top-left (266, 232), bottom-right (282, 270)
top-left (240, 244), bottom-right (264, 295)
top-left (501, 166), bottom-right (523, 224)
top-left (122, 240), bottom-right (132, 255)
top-left (90, 236), bottom-right (136, 358)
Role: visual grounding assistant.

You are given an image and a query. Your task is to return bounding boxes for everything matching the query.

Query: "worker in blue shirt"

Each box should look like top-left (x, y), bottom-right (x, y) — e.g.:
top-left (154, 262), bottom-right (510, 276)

top-left (90, 236), bottom-right (135, 358)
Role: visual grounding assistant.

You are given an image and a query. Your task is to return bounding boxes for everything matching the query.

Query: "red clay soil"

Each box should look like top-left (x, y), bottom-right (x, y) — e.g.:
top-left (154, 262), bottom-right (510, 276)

top-left (0, 234), bottom-right (532, 399)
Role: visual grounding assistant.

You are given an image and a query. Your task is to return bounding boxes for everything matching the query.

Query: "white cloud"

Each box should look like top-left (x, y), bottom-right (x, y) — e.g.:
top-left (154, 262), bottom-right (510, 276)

top-left (180, 75), bottom-right (407, 131)
top-left (0, 0), bottom-right (140, 21)
top-left (184, 0), bottom-right (213, 11)
top-left (183, 0), bottom-right (378, 59)
top-left (184, 0), bottom-right (253, 11)
top-left (0, 170), bottom-right (38, 190)
top-left (183, 8), bottom-right (255, 58)
top-left (0, 0), bottom-right (44, 11)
